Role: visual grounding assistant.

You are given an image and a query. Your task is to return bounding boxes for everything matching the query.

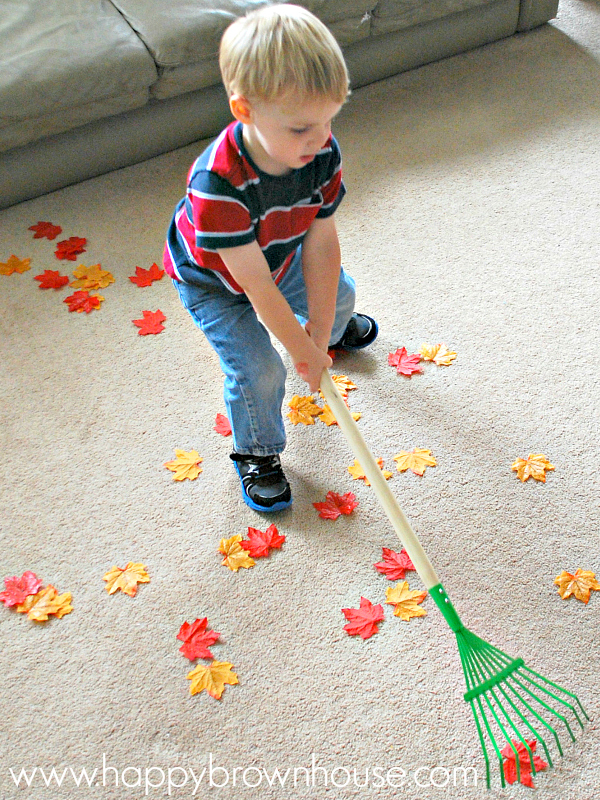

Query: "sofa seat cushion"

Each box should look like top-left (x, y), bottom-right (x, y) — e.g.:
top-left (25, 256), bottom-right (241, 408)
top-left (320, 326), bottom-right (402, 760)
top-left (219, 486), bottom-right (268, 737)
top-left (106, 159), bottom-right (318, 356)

top-left (372, 0), bottom-right (501, 34)
top-left (0, 0), bottom-right (157, 152)
top-left (109, 0), bottom-right (377, 99)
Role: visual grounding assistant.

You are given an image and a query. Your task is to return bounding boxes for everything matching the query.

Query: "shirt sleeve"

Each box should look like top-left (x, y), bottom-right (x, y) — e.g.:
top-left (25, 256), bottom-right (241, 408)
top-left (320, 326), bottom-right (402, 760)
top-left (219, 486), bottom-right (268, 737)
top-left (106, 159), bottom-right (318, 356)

top-left (315, 135), bottom-right (346, 218)
top-left (186, 170), bottom-right (255, 251)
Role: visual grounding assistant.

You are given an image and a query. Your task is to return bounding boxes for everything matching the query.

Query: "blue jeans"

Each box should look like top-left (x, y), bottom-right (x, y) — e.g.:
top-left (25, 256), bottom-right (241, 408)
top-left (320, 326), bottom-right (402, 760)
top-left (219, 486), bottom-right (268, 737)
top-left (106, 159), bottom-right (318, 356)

top-left (174, 246), bottom-right (356, 456)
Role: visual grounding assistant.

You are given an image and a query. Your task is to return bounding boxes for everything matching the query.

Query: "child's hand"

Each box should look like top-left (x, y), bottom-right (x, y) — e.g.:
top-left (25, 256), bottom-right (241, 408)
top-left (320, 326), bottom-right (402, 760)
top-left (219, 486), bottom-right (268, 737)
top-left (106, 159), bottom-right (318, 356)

top-left (295, 346), bottom-right (332, 392)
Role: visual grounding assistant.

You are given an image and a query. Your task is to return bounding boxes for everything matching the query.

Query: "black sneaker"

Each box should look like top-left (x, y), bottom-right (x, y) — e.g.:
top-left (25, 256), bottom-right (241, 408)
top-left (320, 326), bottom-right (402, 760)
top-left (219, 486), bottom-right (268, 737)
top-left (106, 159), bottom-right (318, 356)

top-left (331, 313), bottom-right (378, 351)
top-left (230, 452), bottom-right (292, 512)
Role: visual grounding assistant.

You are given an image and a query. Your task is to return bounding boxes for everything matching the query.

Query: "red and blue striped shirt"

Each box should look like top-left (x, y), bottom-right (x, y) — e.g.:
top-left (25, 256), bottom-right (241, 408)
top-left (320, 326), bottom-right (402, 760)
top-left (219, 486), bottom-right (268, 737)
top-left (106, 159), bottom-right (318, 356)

top-left (163, 121), bottom-right (345, 294)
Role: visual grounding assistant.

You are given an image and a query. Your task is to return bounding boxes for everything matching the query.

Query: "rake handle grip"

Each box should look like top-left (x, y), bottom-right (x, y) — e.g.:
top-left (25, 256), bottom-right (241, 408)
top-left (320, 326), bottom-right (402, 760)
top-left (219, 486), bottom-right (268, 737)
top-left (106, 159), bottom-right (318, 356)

top-left (320, 369), bottom-right (440, 590)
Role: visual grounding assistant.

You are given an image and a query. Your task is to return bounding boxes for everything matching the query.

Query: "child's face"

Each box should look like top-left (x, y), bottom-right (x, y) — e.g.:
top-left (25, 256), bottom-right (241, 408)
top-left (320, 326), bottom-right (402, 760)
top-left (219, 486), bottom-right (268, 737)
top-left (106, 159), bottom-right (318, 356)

top-left (240, 93), bottom-right (343, 175)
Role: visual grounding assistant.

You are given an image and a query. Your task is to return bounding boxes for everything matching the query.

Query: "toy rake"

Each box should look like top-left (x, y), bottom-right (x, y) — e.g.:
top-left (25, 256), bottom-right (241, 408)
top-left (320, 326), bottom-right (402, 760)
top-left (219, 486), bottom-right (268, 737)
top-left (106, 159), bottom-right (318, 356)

top-left (320, 370), bottom-right (588, 789)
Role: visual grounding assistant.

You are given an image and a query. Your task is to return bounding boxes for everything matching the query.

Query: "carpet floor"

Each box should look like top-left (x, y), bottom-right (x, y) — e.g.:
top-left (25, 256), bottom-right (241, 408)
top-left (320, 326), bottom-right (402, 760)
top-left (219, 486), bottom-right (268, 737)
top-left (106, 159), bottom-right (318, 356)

top-left (1, 1), bottom-right (599, 798)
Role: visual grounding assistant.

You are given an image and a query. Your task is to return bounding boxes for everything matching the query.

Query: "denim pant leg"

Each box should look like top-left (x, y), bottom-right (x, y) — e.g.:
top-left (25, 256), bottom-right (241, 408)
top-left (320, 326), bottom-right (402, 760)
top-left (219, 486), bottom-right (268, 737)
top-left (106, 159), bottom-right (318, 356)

top-left (278, 245), bottom-right (356, 345)
top-left (174, 274), bottom-right (287, 456)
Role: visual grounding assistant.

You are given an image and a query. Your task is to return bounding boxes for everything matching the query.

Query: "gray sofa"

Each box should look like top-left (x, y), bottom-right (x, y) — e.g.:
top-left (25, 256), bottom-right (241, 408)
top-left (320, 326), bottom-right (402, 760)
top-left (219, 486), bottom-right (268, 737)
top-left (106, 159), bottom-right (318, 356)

top-left (0, 0), bottom-right (558, 209)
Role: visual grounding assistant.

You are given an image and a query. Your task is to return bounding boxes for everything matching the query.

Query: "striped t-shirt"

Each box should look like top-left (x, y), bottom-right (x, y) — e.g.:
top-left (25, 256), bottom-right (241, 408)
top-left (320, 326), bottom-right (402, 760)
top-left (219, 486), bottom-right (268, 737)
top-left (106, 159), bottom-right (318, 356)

top-left (163, 121), bottom-right (346, 294)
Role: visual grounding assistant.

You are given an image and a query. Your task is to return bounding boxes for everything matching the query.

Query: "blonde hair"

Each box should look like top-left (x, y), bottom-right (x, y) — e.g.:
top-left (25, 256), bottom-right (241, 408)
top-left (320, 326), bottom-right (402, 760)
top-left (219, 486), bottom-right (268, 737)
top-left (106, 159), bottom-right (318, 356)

top-left (219, 3), bottom-right (349, 103)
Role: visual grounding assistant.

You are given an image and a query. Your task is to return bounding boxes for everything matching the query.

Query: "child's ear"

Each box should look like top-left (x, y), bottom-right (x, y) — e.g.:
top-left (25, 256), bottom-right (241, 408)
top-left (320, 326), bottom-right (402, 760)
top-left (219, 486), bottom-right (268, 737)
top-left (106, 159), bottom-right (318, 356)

top-left (229, 94), bottom-right (252, 124)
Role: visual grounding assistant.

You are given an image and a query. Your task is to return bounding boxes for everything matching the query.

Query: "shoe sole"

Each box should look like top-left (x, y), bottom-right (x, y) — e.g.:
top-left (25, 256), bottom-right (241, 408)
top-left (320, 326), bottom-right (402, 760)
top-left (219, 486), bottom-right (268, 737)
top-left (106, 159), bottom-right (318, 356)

top-left (233, 461), bottom-right (293, 513)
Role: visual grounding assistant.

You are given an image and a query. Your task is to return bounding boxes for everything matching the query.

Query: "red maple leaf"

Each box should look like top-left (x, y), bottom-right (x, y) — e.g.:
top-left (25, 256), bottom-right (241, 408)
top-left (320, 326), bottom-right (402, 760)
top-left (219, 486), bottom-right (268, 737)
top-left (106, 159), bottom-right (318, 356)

top-left (128, 263), bottom-right (165, 287)
top-left (54, 236), bottom-right (87, 261)
top-left (501, 739), bottom-right (548, 787)
top-left (0, 571), bottom-right (43, 607)
top-left (64, 290), bottom-right (103, 313)
top-left (29, 221), bottom-right (62, 240)
top-left (177, 617), bottom-right (221, 660)
top-left (132, 309), bottom-right (166, 335)
top-left (342, 597), bottom-right (384, 639)
top-left (374, 547), bottom-right (416, 580)
top-left (214, 413), bottom-right (232, 436)
top-left (240, 524), bottom-right (285, 558)
top-left (388, 347), bottom-right (423, 377)
top-left (34, 270), bottom-right (70, 289)
top-left (313, 491), bottom-right (358, 520)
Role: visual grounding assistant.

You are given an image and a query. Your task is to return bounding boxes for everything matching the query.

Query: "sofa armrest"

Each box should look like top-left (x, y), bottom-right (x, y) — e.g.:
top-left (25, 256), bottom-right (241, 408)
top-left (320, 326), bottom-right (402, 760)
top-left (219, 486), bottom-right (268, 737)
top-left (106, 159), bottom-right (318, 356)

top-left (517, 0), bottom-right (559, 30)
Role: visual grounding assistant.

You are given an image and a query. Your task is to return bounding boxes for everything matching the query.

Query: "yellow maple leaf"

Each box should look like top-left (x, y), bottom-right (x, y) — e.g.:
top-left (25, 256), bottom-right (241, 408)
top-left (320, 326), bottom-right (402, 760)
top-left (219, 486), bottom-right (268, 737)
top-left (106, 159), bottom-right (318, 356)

top-left (348, 458), bottom-right (392, 485)
top-left (385, 581), bottom-right (428, 620)
top-left (420, 342), bottom-right (457, 366)
top-left (319, 374), bottom-right (357, 400)
top-left (0, 255), bottom-right (31, 275)
top-left (16, 585), bottom-right (73, 621)
top-left (394, 448), bottom-right (437, 476)
top-left (219, 534), bottom-right (255, 571)
top-left (554, 569), bottom-right (600, 603)
top-left (287, 395), bottom-right (322, 425)
top-left (187, 660), bottom-right (239, 698)
top-left (318, 404), bottom-right (361, 425)
top-left (70, 263), bottom-right (115, 289)
top-left (164, 449), bottom-right (203, 481)
top-left (103, 563), bottom-right (150, 596)
top-left (511, 453), bottom-right (554, 482)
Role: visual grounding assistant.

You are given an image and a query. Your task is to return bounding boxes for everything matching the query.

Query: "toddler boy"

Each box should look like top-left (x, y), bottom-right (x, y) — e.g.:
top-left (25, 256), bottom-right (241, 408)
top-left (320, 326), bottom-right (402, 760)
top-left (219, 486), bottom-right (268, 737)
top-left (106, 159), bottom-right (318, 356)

top-left (164, 4), bottom-right (378, 512)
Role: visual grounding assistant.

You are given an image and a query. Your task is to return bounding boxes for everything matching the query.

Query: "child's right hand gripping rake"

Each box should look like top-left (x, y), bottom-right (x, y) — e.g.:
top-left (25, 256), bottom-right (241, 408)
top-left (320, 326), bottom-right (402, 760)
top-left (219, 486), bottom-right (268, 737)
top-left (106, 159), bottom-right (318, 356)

top-left (320, 370), bottom-right (588, 789)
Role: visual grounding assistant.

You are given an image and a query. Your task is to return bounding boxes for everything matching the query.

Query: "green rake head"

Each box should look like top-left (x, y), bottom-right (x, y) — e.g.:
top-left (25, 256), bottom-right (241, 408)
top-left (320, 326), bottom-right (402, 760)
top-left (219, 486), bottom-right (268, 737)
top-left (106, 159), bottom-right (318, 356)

top-left (431, 584), bottom-right (589, 789)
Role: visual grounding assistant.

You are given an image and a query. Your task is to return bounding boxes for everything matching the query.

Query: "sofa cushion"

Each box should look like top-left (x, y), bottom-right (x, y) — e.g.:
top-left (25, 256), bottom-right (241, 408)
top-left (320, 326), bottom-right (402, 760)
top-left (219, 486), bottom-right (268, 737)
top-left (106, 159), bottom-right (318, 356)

top-left (0, 0), bottom-right (157, 152)
top-left (109, 0), bottom-right (377, 99)
top-left (372, 0), bottom-right (500, 34)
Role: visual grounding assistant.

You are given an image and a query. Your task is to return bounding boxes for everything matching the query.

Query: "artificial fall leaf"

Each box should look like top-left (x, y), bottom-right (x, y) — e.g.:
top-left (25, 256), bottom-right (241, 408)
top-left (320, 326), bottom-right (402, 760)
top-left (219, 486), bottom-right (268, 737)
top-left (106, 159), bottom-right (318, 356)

top-left (29, 221), bottom-right (62, 240)
top-left (420, 342), bottom-right (457, 366)
top-left (218, 534), bottom-right (255, 571)
top-left (103, 563), bottom-right (150, 596)
top-left (133, 309), bottom-right (166, 335)
top-left (164, 449), bottom-right (203, 481)
top-left (554, 569), bottom-right (600, 603)
top-left (374, 547), bottom-right (416, 580)
top-left (54, 236), bottom-right (87, 261)
top-left (240, 524), bottom-right (285, 558)
top-left (70, 263), bottom-right (114, 290)
top-left (388, 347), bottom-right (423, 377)
top-left (318, 404), bottom-right (361, 426)
top-left (214, 413), bottom-right (232, 436)
top-left (177, 618), bottom-right (221, 660)
top-left (0, 571), bottom-right (42, 607)
top-left (342, 597), bottom-right (384, 639)
top-left (129, 262), bottom-right (165, 287)
top-left (394, 448), bottom-right (437, 476)
top-left (348, 458), bottom-right (392, 485)
top-left (313, 491), bottom-right (359, 520)
top-left (0, 255), bottom-right (31, 275)
top-left (187, 660), bottom-right (238, 698)
top-left (501, 739), bottom-right (548, 788)
top-left (17, 585), bottom-right (73, 621)
top-left (511, 454), bottom-right (555, 483)
top-left (287, 394), bottom-right (322, 425)
top-left (385, 581), bottom-right (428, 621)
top-left (34, 270), bottom-right (70, 289)
top-left (319, 374), bottom-right (357, 400)
top-left (64, 290), bottom-right (104, 313)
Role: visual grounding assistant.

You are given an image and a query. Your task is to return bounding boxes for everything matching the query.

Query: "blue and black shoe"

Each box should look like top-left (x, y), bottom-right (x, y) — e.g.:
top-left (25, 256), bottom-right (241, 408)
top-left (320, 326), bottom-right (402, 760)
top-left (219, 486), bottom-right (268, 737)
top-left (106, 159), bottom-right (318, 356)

top-left (230, 452), bottom-right (292, 512)
top-left (332, 313), bottom-right (378, 351)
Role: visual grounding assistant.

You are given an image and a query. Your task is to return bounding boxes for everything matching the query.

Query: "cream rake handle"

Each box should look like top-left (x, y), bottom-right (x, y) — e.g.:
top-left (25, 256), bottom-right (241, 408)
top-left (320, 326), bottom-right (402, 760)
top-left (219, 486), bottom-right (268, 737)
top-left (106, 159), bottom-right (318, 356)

top-left (320, 369), bottom-right (440, 590)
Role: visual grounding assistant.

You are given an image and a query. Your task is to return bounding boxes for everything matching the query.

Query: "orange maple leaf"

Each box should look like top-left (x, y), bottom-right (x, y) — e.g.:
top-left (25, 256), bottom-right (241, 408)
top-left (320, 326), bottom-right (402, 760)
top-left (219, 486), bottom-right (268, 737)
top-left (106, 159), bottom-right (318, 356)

top-left (16, 585), bottom-right (73, 621)
top-left (64, 291), bottom-right (104, 313)
top-left (348, 458), bottom-right (392, 485)
top-left (129, 263), bottom-right (164, 287)
top-left (319, 374), bottom-right (357, 400)
top-left (34, 270), bottom-right (70, 289)
top-left (287, 394), bottom-right (322, 425)
top-left (554, 569), bottom-right (600, 603)
top-left (187, 660), bottom-right (238, 698)
top-left (219, 534), bottom-right (255, 571)
top-left (29, 221), bottom-right (62, 240)
top-left (393, 448), bottom-right (437, 476)
top-left (385, 581), bottom-right (428, 621)
top-left (420, 342), bottom-right (457, 365)
top-left (0, 255), bottom-right (31, 275)
top-left (164, 449), bottom-right (203, 481)
top-left (511, 454), bottom-right (554, 482)
top-left (103, 563), bottom-right (150, 596)
top-left (70, 263), bottom-right (114, 290)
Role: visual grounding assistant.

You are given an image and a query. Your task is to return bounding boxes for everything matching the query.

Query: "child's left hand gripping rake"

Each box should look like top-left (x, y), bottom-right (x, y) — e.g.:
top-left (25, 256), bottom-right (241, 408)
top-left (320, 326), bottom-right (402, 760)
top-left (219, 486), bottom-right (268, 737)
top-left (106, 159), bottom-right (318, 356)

top-left (320, 370), bottom-right (588, 789)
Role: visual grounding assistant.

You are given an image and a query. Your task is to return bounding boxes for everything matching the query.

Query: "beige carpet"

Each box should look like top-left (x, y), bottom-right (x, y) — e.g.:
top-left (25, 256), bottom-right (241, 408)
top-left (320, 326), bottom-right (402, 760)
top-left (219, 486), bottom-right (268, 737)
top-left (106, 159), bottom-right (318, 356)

top-left (1, 2), bottom-right (599, 798)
